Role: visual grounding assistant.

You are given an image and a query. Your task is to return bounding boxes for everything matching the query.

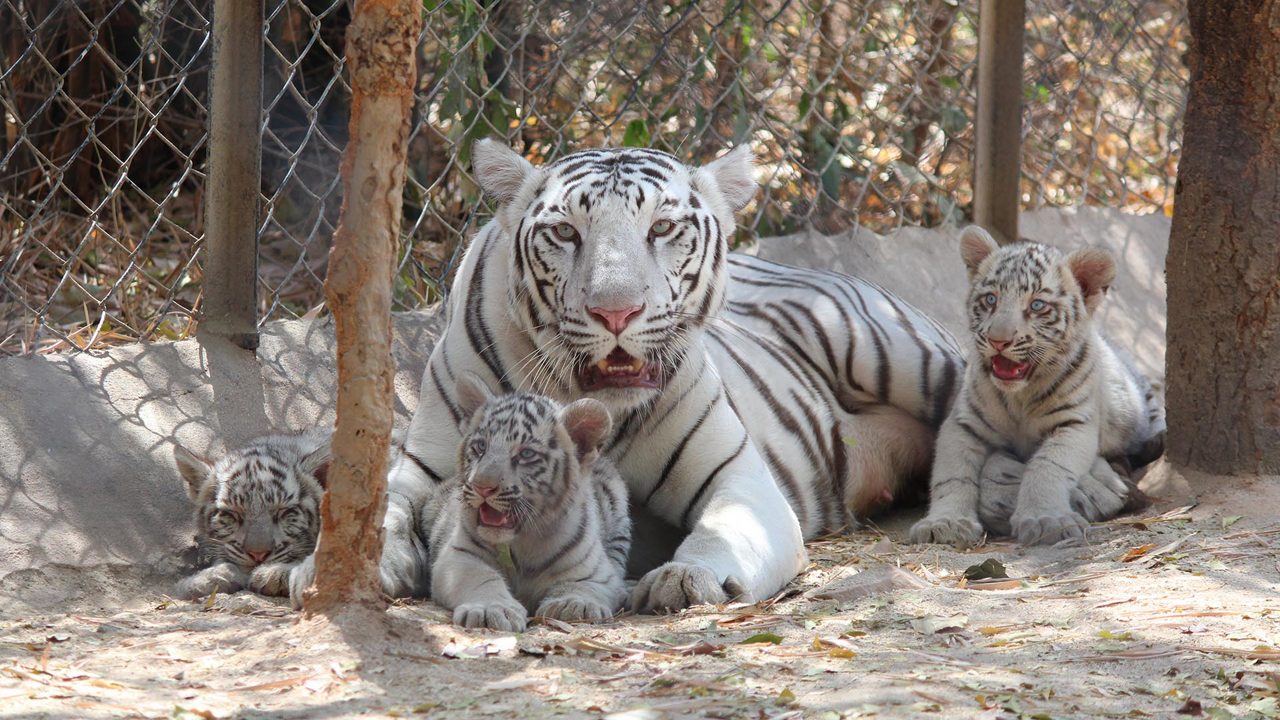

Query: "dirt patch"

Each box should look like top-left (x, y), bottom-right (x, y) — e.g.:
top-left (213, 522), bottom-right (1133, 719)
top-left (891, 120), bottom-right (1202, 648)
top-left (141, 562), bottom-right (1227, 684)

top-left (4, 475), bottom-right (1279, 720)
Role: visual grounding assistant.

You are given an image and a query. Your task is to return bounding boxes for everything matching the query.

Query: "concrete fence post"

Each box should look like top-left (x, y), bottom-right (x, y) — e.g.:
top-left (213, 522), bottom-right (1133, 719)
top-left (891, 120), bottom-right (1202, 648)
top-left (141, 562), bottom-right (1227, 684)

top-left (973, 0), bottom-right (1024, 245)
top-left (202, 0), bottom-right (264, 350)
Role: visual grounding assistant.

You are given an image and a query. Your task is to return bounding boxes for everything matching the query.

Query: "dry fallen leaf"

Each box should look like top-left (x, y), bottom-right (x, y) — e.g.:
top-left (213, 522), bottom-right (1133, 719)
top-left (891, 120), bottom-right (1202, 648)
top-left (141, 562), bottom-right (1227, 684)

top-left (912, 615), bottom-right (968, 634)
top-left (1121, 543), bottom-right (1158, 562)
top-left (809, 566), bottom-right (929, 601)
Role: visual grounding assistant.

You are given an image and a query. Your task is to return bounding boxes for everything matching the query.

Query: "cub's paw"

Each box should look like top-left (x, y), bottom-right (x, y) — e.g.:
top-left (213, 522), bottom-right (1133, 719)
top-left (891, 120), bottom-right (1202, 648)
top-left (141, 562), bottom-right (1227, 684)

top-left (248, 563), bottom-right (293, 597)
top-left (908, 516), bottom-right (984, 548)
top-left (287, 555), bottom-right (317, 610)
top-left (177, 563), bottom-right (248, 599)
top-left (630, 562), bottom-right (727, 614)
top-left (537, 595), bottom-right (615, 624)
top-left (453, 601), bottom-right (528, 632)
top-left (1011, 511), bottom-right (1088, 546)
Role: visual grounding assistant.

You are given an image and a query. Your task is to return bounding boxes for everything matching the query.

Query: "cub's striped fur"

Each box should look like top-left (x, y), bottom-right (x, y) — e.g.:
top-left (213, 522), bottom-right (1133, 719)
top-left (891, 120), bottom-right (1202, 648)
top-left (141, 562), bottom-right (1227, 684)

top-left (375, 140), bottom-right (963, 613)
top-left (430, 374), bottom-right (630, 631)
top-left (910, 226), bottom-right (1165, 547)
top-left (174, 430), bottom-right (329, 598)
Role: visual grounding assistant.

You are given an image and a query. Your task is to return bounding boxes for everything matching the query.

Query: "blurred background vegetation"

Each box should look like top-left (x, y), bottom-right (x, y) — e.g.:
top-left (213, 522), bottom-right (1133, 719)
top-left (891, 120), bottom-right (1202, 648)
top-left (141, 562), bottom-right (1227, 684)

top-left (0, 0), bottom-right (1187, 354)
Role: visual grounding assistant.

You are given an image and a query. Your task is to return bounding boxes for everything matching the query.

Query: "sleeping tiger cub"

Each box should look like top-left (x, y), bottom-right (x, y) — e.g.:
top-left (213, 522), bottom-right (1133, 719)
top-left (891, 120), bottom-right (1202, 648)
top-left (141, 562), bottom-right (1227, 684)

top-left (173, 429), bottom-right (330, 598)
top-left (909, 226), bottom-right (1164, 547)
top-left (430, 373), bottom-right (631, 632)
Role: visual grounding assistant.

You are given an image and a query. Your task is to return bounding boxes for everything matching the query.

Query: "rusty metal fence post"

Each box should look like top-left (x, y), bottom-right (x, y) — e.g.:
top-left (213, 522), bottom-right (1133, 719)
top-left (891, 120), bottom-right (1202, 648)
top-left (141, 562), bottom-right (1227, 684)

top-left (973, 0), bottom-right (1025, 245)
top-left (202, 0), bottom-right (264, 350)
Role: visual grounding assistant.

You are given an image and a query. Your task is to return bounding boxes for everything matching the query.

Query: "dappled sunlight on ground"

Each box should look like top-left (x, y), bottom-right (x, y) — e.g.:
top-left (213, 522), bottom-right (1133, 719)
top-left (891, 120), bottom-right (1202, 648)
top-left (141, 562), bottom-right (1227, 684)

top-left (3, 487), bottom-right (1279, 719)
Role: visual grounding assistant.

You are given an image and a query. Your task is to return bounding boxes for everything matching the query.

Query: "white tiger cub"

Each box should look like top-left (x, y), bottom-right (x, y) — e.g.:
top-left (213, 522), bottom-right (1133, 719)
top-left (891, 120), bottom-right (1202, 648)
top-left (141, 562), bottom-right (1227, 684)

top-left (909, 226), bottom-right (1164, 547)
top-left (430, 373), bottom-right (631, 631)
top-left (173, 430), bottom-right (330, 598)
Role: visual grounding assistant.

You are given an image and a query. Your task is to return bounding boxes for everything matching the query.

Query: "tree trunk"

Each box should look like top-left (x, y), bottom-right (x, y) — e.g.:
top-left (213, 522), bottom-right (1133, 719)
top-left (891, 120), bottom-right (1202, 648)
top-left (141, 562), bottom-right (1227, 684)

top-left (1166, 1), bottom-right (1280, 474)
top-left (303, 0), bottom-right (421, 614)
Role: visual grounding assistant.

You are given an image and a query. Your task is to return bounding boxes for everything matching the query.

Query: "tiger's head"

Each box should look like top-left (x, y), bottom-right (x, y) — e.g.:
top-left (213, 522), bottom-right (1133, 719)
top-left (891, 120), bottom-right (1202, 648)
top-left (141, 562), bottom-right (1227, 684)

top-left (174, 432), bottom-right (329, 572)
top-left (958, 225), bottom-right (1115, 392)
top-left (453, 372), bottom-right (612, 546)
top-left (472, 140), bottom-right (756, 413)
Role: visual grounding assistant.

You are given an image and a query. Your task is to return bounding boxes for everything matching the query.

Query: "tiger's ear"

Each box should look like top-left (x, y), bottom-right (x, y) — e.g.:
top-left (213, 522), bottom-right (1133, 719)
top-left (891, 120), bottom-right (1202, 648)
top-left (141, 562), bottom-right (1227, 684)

top-left (1067, 247), bottom-right (1116, 314)
top-left (699, 144), bottom-right (756, 211)
top-left (958, 225), bottom-right (999, 280)
top-left (455, 371), bottom-right (494, 420)
top-left (559, 399), bottom-right (612, 464)
top-left (173, 445), bottom-right (213, 502)
top-left (299, 442), bottom-right (331, 489)
top-left (472, 139), bottom-right (535, 204)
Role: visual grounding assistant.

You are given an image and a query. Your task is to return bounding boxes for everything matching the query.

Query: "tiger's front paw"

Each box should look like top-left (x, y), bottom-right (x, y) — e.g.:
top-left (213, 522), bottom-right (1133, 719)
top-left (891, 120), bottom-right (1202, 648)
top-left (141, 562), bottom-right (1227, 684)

top-left (453, 600), bottom-right (527, 632)
top-left (908, 515), bottom-right (985, 548)
top-left (631, 562), bottom-right (728, 614)
top-left (1011, 510), bottom-right (1088, 545)
top-left (177, 562), bottom-right (248, 599)
top-left (248, 562), bottom-right (294, 597)
top-left (537, 595), bottom-right (615, 624)
top-left (287, 555), bottom-right (317, 610)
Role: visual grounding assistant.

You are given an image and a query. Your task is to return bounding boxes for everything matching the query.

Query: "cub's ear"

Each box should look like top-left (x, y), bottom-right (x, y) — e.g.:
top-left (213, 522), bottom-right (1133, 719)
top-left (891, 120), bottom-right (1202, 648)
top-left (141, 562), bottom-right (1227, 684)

top-left (173, 445), bottom-right (213, 502)
top-left (559, 399), bottom-right (613, 464)
top-left (455, 371), bottom-right (495, 420)
top-left (1067, 247), bottom-right (1116, 314)
top-left (698, 144), bottom-right (757, 211)
top-left (958, 225), bottom-right (1000, 280)
top-left (472, 139), bottom-right (535, 204)
top-left (299, 441), bottom-right (332, 489)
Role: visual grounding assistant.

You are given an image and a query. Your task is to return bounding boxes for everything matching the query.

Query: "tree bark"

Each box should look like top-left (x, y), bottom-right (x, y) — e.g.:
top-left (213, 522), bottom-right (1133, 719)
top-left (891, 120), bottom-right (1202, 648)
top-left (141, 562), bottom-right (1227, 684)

top-left (304, 0), bottom-right (421, 614)
top-left (1166, 1), bottom-right (1280, 474)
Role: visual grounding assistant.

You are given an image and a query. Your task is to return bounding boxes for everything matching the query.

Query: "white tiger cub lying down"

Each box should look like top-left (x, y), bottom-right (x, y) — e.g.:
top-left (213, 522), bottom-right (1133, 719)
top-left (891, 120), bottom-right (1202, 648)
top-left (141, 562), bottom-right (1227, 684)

top-left (173, 430), bottom-right (330, 599)
top-left (910, 226), bottom-right (1165, 548)
top-left (430, 373), bottom-right (631, 632)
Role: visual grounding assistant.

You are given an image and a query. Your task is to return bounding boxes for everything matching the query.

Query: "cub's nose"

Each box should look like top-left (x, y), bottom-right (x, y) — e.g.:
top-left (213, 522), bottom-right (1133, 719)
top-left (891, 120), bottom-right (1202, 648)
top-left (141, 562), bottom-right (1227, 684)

top-left (587, 304), bottom-right (644, 335)
top-left (246, 549), bottom-right (271, 564)
top-left (473, 483), bottom-right (498, 498)
top-left (988, 338), bottom-right (1012, 352)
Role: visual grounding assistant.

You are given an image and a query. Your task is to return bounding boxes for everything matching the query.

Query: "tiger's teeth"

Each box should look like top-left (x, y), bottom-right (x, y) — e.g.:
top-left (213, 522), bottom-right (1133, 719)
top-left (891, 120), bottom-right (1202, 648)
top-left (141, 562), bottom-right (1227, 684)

top-left (596, 359), bottom-right (610, 372)
top-left (629, 358), bottom-right (644, 371)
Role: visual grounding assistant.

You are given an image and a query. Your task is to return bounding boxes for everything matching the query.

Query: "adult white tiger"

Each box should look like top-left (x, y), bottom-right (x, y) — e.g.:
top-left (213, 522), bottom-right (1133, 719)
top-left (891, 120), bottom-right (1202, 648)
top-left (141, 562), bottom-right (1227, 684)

top-left (292, 141), bottom-right (964, 611)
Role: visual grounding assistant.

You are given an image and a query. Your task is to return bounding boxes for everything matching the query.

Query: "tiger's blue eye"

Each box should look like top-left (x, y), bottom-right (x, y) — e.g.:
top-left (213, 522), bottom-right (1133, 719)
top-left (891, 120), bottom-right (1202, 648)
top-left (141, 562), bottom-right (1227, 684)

top-left (552, 222), bottom-right (578, 241)
top-left (1030, 299), bottom-right (1047, 313)
top-left (469, 438), bottom-right (487, 456)
top-left (650, 219), bottom-right (674, 237)
top-left (982, 293), bottom-right (998, 307)
top-left (516, 447), bottom-right (538, 462)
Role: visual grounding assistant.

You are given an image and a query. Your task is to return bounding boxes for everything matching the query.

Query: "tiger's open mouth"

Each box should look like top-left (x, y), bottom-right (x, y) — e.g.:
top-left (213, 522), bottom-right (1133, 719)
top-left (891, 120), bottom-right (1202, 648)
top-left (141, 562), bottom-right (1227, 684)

top-left (477, 503), bottom-right (516, 529)
top-left (991, 355), bottom-right (1032, 382)
top-left (579, 347), bottom-right (665, 391)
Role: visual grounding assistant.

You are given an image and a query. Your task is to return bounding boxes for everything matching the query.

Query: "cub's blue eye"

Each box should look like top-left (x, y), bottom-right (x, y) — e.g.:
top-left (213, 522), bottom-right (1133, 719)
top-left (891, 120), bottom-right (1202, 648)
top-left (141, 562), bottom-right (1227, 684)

top-left (1030, 299), bottom-right (1048, 313)
top-left (982, 293), bottom-right (998, 307)
top-left (516, 447), bottom-right (538, 462)
top-left (469, 438), bottom-right (487, 456)
top-left (552, 222), bottom-right (578, 241)
top-left (650, 219), bottom-right (674, 237)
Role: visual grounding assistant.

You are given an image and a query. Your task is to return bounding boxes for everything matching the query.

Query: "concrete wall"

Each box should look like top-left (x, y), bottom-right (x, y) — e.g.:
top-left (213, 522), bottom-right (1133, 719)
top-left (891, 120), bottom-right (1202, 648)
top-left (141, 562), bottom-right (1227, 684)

top-left (0, 207), bottom-right (1169, 610)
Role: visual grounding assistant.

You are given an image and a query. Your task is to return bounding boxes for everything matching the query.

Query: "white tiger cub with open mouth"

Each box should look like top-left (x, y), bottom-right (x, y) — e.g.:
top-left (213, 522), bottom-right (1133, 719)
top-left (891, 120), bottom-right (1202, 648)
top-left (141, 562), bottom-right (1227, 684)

top-left (430, 373), bottom-right (630, 632)
top-left (910, 226), bottom-right (1165, 547)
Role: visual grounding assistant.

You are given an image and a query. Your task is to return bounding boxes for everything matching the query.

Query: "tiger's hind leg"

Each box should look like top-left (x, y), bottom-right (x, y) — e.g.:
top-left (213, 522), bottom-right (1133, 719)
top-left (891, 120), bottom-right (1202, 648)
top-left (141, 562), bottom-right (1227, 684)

top-left (841, 405), bottom-right (935, 522)
top-left (978, 454), bottom-right (1137, 539)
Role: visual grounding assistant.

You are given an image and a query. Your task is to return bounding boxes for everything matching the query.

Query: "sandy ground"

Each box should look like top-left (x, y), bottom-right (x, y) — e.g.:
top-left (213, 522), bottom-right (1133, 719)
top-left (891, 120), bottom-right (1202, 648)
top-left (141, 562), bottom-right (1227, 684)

top-left (3, 470), bottom-right (1279, 720)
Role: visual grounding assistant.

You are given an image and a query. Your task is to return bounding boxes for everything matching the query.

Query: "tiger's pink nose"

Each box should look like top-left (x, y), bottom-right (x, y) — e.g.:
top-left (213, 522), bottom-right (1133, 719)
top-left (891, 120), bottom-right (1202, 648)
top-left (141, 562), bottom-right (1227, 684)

top-left (246, 549), bottom-right (270, 564)
top-left (989, 338), bottom-right (1012, 352)
top-left (588, 304), bottom-right (644, 335)
top-left (473, 483), bottom-right (498, 498)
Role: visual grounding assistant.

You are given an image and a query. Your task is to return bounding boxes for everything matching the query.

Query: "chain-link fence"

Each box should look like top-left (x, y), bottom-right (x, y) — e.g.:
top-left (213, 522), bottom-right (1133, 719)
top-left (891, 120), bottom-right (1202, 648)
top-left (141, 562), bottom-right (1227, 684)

top-left (1, 0), bottom-right (1188, 355)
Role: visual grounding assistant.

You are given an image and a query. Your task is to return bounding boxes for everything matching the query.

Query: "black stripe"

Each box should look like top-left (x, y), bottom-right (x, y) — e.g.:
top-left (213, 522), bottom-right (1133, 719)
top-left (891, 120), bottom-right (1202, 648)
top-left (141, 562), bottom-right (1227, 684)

top-left (680, 435), bottom-right (748, 529)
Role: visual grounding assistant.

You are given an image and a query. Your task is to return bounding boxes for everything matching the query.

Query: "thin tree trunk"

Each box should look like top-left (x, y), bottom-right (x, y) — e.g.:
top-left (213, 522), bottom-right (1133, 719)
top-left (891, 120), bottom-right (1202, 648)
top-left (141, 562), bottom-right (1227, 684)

top-left (1166, 1), bottom-right (1280, 474)
top-left (304, 0), bottom-right (421, 614)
